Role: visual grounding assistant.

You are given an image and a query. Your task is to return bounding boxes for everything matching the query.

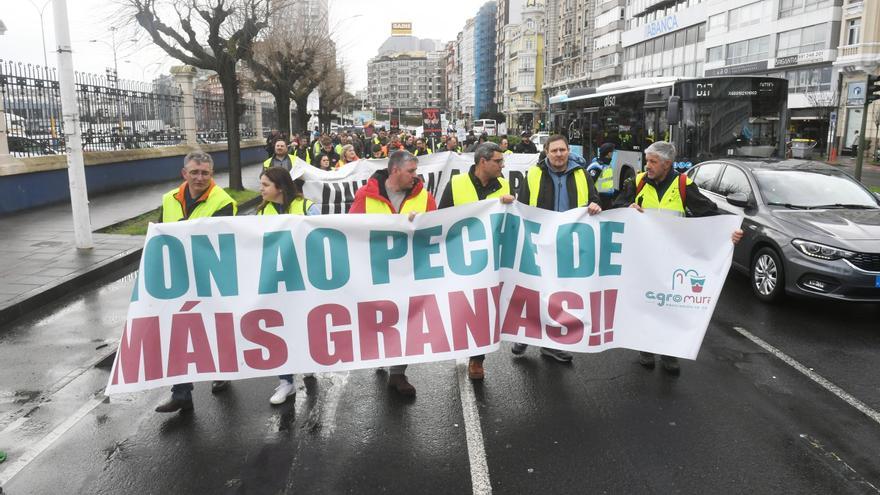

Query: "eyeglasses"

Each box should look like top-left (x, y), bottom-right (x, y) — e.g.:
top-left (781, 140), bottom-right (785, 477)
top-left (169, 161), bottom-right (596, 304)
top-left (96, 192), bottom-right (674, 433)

top-left (187, 169), bottom-right (212, 177)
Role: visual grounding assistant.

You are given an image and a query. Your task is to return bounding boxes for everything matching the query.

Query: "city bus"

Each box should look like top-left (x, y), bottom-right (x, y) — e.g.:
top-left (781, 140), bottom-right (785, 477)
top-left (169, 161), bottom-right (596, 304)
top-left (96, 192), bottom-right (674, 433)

top-left (473, 119), bottom-right (497, 136)
top-left (548, 76), bottom-right (789, 194)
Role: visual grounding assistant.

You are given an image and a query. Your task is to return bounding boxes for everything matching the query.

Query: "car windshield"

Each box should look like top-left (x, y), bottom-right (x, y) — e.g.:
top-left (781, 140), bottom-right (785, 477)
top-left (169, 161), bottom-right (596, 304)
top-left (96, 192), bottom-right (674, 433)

top-left (754, 169), bottom-right (879, 209)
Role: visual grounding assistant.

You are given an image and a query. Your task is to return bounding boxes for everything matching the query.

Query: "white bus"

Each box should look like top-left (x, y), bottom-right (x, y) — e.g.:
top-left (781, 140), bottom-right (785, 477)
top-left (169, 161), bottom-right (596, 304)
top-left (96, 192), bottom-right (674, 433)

top-left (472, 119), bottom-right (497, 136)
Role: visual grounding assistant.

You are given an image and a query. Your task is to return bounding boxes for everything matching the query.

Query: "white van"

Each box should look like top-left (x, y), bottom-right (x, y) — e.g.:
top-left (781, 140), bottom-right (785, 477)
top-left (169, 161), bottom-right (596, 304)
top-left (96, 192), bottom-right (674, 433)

top-left (472, 119), bottom-right (497, 136)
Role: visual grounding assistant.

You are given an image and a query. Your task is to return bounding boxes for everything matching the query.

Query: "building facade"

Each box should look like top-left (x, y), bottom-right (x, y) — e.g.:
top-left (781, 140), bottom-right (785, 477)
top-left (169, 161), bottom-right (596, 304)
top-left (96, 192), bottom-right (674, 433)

top-left (543, 0), bottom-right (594, 132)
top-left (367, 29), bottom-right (447, 112)
top-left (499, 0), bottom-right (546, 131)
top-left (455, 18), bottom-right (477, 123)
top-left (622, 0), bottom-right (707, 80)
top-left (592, 0), bottom-right (626, 85)
top-left (475, 2), bottom-right (499, 119)
top-left (833, 0), bottom-right (879, 158)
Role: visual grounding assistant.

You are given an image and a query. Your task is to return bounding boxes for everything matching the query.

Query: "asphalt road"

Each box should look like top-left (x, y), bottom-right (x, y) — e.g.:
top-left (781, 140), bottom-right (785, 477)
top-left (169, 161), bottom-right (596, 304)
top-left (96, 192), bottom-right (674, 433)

top-left (1, 268), bottom-right (879, 494)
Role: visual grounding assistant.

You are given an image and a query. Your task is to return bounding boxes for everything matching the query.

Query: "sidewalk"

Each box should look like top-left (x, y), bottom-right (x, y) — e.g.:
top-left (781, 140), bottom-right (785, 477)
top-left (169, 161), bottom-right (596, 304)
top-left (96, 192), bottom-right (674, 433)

top-left (822, 155), bottom-right (880, 189)
top-left (0, 161), bottom-right (264, 326)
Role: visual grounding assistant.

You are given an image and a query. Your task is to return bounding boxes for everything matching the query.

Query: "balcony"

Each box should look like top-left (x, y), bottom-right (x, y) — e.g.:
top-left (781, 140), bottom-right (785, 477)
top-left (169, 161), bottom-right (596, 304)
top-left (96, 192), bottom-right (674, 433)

top-left (834, 42), bottom-right (880, 67)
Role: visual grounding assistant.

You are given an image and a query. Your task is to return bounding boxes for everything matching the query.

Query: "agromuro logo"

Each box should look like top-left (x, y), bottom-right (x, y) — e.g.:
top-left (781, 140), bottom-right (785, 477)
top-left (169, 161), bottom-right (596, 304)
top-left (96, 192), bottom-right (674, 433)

top-left (645, 268), bottom-right (713, 308)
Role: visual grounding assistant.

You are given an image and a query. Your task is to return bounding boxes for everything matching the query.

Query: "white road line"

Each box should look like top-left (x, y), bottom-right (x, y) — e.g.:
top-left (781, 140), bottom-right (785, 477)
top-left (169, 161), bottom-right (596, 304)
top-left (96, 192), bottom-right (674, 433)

top-left (0, 396), bottom-right (104, 485)
top-left (733, 326), bottom-right (880, 426)
top-left (457, 360), bottom-right (492, 495)
top-left (319, 372), bottom-right (349, 440)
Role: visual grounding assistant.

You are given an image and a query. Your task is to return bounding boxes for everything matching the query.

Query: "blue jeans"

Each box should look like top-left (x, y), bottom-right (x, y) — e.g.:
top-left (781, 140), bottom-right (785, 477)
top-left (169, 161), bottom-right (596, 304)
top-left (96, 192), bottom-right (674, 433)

top-left (279, 374), bottom-right (293, 383)
top-left (171, 382), bottom-right (194, 400)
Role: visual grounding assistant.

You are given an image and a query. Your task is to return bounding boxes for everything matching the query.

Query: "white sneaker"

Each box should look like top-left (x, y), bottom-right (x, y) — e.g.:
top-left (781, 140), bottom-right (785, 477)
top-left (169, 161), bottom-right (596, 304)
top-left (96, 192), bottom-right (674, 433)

top-left (270, 380), bottom-right (296, 405)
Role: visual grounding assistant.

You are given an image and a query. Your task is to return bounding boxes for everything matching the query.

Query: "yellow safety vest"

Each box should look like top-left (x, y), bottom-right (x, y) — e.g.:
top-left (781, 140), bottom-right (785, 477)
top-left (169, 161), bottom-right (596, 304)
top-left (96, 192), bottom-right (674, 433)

top-left (634, 172), bottom-right (690, 215)
top-left (257, 197), bottom-right (314, 216)
top-left (413, 148), bottom-right (433, 156)
top-left (596, 166), bottom-right (614, 194)
top-left (364, 189), bottom-right (430, 214)
top-left (263, 154), bottom-right (296, 169)
top-left (526, 166), bottom-right (589, 208)
top-left (503, 149), bottom-right (513, 154)
top-left (450, 173), bottom-right (509, 205)
top-left (161, 184), bottom-right (237, 222)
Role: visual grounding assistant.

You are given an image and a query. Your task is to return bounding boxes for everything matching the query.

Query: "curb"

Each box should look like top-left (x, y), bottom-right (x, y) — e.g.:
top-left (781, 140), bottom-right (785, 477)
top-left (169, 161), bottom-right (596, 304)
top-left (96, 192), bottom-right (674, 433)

top-left (0, 246), bottom-right (143, 327)
top-left (0, 195), bottom-right (263, 327)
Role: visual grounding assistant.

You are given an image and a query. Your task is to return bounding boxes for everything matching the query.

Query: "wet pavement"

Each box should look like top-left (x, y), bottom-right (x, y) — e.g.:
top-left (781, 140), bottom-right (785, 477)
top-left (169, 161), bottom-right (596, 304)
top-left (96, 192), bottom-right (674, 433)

top-left (1, 266), bottom-right (879, 494)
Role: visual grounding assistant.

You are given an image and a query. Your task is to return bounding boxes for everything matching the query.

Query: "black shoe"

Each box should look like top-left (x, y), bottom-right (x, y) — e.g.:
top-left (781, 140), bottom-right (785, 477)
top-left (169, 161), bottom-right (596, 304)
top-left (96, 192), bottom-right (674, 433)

top-left (638, 352), bottom-right (655, 369)
top-left (211, 380), bottom-right (230, 393)
top-left (155, 398), bottom-right (194, 413)
top-left (303, 374), bottom-right (318, 395)
top-left (511, 343), bottom-right (528, 355)
top-left (539, 347), bottom-right (573, 362)
top-left (661, 357), bottom-right (680, 375)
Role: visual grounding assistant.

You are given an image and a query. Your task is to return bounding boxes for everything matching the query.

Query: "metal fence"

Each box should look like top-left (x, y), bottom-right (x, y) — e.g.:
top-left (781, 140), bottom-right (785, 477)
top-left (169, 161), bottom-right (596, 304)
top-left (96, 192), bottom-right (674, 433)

top-left (1, 60), bottom-right (276, 157)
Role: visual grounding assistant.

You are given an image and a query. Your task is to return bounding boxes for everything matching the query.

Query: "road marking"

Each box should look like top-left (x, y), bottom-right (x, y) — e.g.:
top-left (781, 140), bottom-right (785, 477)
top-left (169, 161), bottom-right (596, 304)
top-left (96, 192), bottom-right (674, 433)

top-left (457, 359), bottom-right (492, 495)
top-left (799, 433), bottom-right (880, 493)
top-left (0, 396), bottom-right (103, 485)
top-left (319, 372), bottom-right (349, 440)
top-left (733, 326), bottom-right (880, 426)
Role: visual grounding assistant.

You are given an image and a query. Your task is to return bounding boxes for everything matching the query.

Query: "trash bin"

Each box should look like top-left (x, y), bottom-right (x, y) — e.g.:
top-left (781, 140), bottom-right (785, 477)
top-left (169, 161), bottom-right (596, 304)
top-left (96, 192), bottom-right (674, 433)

top-left (790, 139), bottom-right (818, 159)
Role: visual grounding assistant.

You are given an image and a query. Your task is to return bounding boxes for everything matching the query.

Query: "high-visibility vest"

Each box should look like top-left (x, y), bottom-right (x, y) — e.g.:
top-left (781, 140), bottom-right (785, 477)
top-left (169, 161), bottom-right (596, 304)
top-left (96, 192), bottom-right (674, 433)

top-left (450, 173), bottom-right (509, 205)
top-left (413, 148), bottom-right (432, 156)
top-left (503, 149), bottom-right (513, 154)
top-left (525, 166), bottom-right (590, 208)
top-left (263, 154), bottom-right (296, 169)
top-left (313, 141), bottom-right (322, 156)
top-left (295, 148), bottom-right (312, 164)
top-left (161, 183), bottom-right (237, 222)
top-left (257, 197), bottom-right (313, 216)
top-left (596, 166), bottom-right (614, 194)
top-left (334, 143), bottom-right (343, 155)
top-left (634, 172), bottom-right (690, 216)
top-left (364, 189), bottom-right (430, 214)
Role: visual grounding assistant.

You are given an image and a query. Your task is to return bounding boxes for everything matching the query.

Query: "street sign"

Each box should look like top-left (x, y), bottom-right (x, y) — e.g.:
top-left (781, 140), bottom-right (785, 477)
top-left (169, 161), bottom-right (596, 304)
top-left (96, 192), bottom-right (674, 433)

top-left (847, 82), bottom-right (866, 106)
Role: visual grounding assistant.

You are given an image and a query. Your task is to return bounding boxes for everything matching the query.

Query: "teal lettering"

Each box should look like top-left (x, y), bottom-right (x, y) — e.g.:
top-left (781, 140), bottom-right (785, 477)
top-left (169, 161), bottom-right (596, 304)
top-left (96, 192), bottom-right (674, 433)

top-left (258, 231), bottom-right (305, 294)
top-left (192, 234), bottom-right (238, 297)
top-left (556, 223), bottom-right (596, 277)
top-left (599, 221), bottom-right (624, 276)
top-left (413, 225), bottom-right (445, 280)
top-left (370, 230), bottom-right (408, 285)
top-left (130, 272), bottom-right (139, 302)
top-left (490, 213), bottom-right (520, 270)
top-left (143, 235), bottom-right (189, 299)
top-left (519, 219), bottom-right (542, 276)
top-left (306, 228), bottom-right (351, 290)
top-left (446, 217), bottom-right (488, 276)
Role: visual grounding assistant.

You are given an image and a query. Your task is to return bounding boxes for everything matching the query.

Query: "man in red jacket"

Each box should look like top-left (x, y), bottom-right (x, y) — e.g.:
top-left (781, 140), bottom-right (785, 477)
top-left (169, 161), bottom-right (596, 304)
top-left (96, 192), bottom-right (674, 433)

top-left (349, 150), bottom-right (437, 396)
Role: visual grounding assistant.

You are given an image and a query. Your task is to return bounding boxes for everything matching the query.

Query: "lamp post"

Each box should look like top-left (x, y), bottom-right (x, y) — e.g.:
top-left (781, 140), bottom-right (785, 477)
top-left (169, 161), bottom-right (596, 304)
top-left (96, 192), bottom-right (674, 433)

top-left (89, 28), bottom-right (137, 132)
top-left (28, 0), bottom-right (52, 67)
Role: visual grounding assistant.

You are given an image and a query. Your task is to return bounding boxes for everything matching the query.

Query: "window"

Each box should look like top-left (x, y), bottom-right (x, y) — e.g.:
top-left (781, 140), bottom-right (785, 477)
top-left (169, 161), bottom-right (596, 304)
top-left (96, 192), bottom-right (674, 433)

top-left (846, 18), bottom-right (861, 45)
top-left (777, 25), bottom-right (827, 57)
top-left (728, 1), bottom-right (770, 29)
top-left (717, 166), bottom-right (752, 197)
top-left (726, 36), bottom-right (769, 65)
top-left (785, 66), bottom-right (833, 92)
top-left (692, 163), bottom-right (724, 191)
top-left (779, 0), bottom-right (831, 18)
top-left (708, 13), bottom-right (726, 32)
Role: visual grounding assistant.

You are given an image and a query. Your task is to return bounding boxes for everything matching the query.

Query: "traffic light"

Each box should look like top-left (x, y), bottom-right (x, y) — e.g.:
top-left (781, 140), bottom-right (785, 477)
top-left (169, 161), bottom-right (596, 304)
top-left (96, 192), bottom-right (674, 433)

top-left (868, 74), bottom-right (880, 104)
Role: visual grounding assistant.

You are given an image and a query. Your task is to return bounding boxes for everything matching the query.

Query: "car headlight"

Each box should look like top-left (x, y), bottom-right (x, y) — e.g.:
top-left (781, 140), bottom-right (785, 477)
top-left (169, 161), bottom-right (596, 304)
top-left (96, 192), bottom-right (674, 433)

top-left (791, 239), bottom-right (855, 261)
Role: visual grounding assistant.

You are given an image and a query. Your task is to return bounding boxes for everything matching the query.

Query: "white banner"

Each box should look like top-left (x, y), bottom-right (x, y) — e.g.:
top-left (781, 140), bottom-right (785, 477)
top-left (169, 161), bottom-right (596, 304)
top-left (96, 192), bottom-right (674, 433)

top-left (295, 151), bottom-right (539, 214)
top-left (106, 202), bottom-right (741, 394)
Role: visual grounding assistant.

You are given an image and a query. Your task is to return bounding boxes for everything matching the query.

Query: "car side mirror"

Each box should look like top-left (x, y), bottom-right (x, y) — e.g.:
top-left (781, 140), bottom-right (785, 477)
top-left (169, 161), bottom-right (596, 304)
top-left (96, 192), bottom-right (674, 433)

top-left (726, 192), bottom-right (750, 207)
top-left (667, 96), bottom-right (681, 125)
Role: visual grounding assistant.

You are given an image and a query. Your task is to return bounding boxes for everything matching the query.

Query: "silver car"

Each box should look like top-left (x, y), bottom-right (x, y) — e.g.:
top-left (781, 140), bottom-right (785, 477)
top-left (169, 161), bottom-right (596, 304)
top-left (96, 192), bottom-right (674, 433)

top-left (687, 159), bottom-right (880, 303)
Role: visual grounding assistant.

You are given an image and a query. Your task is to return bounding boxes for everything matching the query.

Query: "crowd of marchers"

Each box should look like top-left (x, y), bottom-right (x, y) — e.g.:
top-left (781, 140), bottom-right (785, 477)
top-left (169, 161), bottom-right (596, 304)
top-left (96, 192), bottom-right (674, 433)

top-left (151, 133), bottom-right (743, 414)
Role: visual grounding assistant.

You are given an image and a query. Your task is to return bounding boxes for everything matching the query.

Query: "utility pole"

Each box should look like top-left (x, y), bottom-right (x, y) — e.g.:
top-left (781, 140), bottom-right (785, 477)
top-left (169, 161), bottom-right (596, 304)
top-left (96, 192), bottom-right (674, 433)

top-left (53, 0), bottom-right (92, 249)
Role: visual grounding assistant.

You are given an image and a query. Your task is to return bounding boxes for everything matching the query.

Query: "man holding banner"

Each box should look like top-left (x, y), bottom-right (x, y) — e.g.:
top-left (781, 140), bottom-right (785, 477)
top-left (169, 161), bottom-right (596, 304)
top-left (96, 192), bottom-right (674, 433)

top-left (512, 134), bottom-right (603, 362)
top-left (438, 142), bottom-right (515, 380)
top-left (155, 151), bottom-right (237, 413)
top-left (615, 141), bottom-right (744, 375)
top-left (348, 150), bottom-right (438, 396)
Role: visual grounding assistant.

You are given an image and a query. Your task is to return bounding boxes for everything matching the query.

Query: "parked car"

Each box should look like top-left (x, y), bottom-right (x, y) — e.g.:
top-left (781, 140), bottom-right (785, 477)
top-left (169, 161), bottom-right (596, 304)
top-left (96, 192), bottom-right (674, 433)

top-left (687, 159), bottom-right (880, 303)
top-left (8, 136), bottom-right (57, 157)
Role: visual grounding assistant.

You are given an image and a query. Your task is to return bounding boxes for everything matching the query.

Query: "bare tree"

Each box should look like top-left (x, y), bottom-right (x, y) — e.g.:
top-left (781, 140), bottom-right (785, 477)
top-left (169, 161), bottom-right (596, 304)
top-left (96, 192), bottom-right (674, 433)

top-left (805, 86), bottom-right (839, 159)
top-left (318, 65), bottom-right (348, 133)
top-left (246, 13), bottom-right (333, 137)
top-left (120, 0), bottom-right (274, 189)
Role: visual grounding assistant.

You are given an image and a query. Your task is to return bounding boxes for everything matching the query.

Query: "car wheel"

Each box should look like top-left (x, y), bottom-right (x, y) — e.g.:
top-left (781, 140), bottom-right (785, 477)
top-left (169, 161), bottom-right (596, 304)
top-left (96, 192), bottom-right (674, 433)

top-left (751, 247), bottom-right (785, 302)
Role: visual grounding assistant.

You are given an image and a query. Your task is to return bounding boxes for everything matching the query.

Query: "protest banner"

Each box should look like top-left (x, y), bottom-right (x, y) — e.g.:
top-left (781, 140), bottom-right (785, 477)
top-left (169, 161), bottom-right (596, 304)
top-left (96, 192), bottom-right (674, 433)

top-left (106, 201), bottom-right (740, 395)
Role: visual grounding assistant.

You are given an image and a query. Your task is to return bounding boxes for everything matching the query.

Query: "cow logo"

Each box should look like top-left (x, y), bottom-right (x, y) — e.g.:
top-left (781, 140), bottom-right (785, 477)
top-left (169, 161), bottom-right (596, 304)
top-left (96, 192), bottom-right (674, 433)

top-left (672, 268), bottom-right (705, 293)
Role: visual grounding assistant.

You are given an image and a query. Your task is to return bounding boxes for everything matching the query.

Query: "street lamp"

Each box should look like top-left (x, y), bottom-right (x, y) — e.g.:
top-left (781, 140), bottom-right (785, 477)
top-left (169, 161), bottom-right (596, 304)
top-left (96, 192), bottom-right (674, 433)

top-left (88, 27), bottom-right (137, 131)
top-left (27, 0), bottom-right (51, 67)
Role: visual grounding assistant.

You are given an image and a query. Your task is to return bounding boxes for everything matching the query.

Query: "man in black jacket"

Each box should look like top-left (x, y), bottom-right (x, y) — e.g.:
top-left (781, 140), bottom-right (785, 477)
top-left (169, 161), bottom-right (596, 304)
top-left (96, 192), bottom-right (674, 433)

top-left (514, 131), bottom-right (538, 153)
top-left (514, 135), bottom-right (602, 363)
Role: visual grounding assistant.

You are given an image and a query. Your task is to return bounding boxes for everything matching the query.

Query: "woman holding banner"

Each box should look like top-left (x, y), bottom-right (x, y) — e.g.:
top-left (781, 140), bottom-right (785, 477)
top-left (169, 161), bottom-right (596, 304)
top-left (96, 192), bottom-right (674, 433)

top-left (256, 166), bottom-right (320, 404)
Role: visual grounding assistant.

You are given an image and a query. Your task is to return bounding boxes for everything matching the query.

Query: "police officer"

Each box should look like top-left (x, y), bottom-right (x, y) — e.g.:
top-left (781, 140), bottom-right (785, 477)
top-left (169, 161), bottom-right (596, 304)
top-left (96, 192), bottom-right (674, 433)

top-left (264, 138), bottom-right (295, 172)
top-left (513, 135), bottom-right (602, 362)
top-left (155, 151), bottom-right (237, 413)
top-left (438, 142), bottom-right (515, 380)
top-left (614, 141), bottom-right (743, 375)
top-left (349, 150), bottom-right (438, 396)
top-left (587, 142), bottom-right (616, 210)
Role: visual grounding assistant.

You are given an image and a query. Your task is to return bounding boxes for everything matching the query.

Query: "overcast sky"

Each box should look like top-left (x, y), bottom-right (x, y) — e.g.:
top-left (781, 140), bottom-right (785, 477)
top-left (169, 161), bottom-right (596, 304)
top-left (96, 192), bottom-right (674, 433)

top-left (0, 0), bottom-right (490, 90)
